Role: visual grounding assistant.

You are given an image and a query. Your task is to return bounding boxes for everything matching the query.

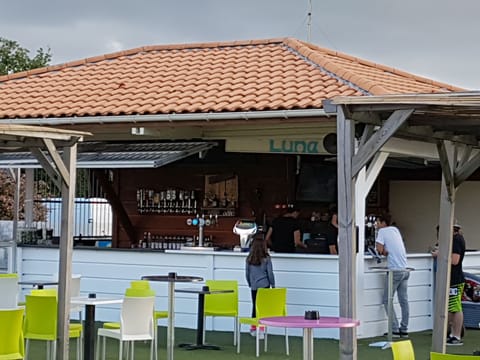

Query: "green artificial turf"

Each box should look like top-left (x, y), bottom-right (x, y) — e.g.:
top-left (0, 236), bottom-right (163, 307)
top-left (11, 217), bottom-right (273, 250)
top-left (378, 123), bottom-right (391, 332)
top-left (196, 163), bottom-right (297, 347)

top-left (25, 325), bottom-right (480, 359)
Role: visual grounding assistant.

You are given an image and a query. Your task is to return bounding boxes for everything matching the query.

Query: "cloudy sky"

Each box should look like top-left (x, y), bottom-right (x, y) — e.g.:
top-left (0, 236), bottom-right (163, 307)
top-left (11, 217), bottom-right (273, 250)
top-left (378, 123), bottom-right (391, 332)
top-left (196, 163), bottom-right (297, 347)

top-left (1, 0), bottom-right (478, 89)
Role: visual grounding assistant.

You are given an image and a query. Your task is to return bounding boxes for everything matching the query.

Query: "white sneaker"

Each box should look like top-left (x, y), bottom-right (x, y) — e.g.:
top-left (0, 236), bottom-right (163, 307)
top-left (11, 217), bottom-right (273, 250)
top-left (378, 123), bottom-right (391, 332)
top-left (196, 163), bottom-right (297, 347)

top-left (250, 329), bottom-right (265, 339)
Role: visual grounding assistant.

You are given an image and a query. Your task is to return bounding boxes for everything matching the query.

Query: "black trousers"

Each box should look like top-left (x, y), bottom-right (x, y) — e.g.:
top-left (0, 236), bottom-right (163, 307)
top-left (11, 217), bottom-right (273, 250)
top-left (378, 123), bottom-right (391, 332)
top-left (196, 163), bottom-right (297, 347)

top-left (250, 287), bottom-right (270, 318)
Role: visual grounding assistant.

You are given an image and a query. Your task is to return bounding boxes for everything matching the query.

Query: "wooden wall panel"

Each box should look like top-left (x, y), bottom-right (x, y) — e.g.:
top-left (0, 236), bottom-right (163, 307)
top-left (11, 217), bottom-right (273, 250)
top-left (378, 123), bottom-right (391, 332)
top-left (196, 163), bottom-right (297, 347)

top-left (113, 152), bottom-right (295, 247)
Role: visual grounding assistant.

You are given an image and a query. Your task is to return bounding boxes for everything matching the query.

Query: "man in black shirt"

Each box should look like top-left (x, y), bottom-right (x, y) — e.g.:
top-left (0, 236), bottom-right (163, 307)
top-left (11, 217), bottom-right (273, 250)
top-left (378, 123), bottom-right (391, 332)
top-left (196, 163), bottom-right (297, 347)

top-left (432, 223), bottom-right (466, 345)
top-left (447, 224), bottom-right (466, 345)
top-left (266, 206), bottom-right (306, 253)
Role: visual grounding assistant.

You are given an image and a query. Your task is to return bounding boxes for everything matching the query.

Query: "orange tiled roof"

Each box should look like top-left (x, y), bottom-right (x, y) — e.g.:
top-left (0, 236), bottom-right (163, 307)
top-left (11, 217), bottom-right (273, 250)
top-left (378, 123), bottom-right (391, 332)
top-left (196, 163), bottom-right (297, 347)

top-left (0, 38), bottom-right (465, 120)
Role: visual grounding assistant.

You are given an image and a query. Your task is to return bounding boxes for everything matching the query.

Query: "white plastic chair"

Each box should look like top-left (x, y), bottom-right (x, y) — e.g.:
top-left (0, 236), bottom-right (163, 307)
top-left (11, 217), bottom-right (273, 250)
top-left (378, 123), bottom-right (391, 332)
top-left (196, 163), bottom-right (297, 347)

top-left (0, 273), bottom-right (19, 308)
top-left (97, 296), bottom-right (156, 360)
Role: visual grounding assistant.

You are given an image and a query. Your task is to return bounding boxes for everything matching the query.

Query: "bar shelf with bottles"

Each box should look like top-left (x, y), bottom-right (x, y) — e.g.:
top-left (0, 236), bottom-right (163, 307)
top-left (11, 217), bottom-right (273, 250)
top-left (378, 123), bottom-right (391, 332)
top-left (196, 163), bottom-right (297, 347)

top-left (138, 231), bottom-right (214, 250)
top-left (364, 214), bottom-right (378, 253)
top-left (136, 188), bottom-right (198, 215)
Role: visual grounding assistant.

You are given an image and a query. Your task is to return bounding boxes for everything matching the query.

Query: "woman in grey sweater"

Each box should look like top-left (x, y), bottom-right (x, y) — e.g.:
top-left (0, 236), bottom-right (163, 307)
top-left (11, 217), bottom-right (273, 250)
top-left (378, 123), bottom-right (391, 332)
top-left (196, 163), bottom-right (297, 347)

top-left (246, 238), bottom-right (275, 334)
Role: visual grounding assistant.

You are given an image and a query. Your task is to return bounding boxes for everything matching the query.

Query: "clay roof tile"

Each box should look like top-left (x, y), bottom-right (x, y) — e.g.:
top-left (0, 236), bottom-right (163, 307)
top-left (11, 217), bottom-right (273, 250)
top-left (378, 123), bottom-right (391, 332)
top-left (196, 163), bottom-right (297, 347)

top-left (0, 37), bottom-right (465, 119)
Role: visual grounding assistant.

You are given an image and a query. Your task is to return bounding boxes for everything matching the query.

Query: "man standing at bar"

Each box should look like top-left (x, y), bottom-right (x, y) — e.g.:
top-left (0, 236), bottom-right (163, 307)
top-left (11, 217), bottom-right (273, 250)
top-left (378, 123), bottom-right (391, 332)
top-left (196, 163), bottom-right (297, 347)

top-left (432, 223), bottom-right (466, 346)
top-left (266, 205), bottom-right (306, 253)
top-left (375, 214), bottom-right (410, 338)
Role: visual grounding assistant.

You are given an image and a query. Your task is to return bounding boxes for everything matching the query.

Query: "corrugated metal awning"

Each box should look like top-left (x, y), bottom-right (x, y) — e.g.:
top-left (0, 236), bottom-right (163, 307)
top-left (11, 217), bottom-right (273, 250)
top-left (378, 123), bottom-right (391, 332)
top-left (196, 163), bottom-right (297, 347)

top-left (0, 141), bottom-right (217, 168)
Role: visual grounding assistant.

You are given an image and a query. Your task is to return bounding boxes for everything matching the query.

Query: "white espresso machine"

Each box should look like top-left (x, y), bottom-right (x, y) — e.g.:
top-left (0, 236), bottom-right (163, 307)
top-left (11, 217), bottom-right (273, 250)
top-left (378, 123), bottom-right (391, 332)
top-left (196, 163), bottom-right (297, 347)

top-left (233, 219), bottom-right (257, 251)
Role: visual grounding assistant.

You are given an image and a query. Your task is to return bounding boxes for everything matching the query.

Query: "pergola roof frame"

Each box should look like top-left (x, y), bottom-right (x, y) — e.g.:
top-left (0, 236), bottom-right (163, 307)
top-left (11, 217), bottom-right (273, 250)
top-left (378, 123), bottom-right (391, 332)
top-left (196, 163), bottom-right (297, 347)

top-left (0, 124), bottom-right (90, 360)
top-left (324, 91), bottom-right (480, 359)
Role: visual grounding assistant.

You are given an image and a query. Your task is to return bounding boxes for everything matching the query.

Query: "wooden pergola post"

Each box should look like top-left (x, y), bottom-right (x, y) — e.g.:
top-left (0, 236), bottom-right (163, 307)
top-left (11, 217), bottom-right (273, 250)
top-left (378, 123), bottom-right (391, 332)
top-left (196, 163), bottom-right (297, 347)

top-left (336, 105), bottom-right (357, 360)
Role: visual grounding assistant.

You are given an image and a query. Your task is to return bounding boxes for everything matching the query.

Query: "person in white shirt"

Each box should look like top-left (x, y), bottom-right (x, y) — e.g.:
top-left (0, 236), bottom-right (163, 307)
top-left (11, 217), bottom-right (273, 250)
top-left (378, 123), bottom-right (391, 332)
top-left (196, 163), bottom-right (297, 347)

top-left (375, 214), bottom-right (410, 338)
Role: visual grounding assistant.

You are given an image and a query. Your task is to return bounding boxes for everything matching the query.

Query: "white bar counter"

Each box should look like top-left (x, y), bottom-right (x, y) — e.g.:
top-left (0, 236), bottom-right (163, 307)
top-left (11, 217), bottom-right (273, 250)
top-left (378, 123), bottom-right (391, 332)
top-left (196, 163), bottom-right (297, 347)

top-left (16, 246), bottom-right (480, 339)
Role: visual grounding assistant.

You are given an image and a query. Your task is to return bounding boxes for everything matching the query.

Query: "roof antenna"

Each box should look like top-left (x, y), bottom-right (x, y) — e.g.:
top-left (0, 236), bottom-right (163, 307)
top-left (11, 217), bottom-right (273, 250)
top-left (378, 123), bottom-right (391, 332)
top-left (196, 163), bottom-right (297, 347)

top-left (307, 0), bottom-right (312, 42)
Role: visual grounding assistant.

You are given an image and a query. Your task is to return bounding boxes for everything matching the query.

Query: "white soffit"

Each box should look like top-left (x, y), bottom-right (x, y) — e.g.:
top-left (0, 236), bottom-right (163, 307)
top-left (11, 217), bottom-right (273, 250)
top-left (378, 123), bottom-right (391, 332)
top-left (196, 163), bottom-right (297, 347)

top-left (0, 142), bottom-right (217, 168)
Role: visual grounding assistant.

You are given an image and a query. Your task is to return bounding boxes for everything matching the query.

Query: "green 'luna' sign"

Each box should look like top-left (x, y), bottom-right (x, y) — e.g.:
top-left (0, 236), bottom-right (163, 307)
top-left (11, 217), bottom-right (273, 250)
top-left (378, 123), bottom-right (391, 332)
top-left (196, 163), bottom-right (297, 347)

top-left (269, 139), bottom-right (323, 154)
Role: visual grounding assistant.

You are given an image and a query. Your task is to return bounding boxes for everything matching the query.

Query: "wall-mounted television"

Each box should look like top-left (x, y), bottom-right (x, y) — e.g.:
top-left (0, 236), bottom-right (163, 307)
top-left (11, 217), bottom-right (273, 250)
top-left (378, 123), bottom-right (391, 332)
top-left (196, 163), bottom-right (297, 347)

top-left (296, 163), bottom-right (337, 202)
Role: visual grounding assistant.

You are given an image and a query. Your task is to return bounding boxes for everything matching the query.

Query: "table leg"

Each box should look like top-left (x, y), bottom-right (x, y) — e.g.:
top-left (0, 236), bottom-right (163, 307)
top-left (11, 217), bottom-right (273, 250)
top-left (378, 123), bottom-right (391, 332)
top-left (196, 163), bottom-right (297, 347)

top-left (303, 328), bottom-right (313, 360)
top-left (167, 281), bottom-right (175, 360)
top-left (84, 304), bottom-right (95, 360)
top-left (179, 293), bottom-right (220, 350)
top-left (196, 293), bottom-right (205, 346)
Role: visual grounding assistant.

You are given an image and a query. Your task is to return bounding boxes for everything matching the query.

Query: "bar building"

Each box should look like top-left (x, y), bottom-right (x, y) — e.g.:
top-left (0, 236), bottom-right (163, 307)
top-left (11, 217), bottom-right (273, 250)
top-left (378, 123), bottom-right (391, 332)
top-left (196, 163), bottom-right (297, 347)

top-left (1, 38), bottom-right (479, 349)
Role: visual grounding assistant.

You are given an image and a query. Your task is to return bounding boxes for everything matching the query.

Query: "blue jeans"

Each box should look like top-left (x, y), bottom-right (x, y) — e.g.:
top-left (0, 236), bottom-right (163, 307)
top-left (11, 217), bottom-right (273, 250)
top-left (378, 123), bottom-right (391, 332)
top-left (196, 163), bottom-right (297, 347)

top-left (383, 270), bottom-right (410, 332)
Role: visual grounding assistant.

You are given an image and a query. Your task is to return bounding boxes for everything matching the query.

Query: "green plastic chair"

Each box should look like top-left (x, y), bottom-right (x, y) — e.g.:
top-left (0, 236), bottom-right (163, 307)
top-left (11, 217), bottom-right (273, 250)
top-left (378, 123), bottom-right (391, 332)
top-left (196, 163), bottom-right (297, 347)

top-left (431, 352), bottom-right (480, 360)
top-left (203, 280), bottom-right (238, 345)
top-left (391, 340), bottom-right (415, 360)
top-left (0, 307), bottom-right (24, 359)
top-left (24, 294), bottom-right (82, 360)
top-left (30, 288), bottom-right (58, 297)
top-left (0, 273), bottom-right (18, 278)
top-left (238, 287), bottom-right (289, 357)
top-left (130, 280), bottom-right (151, 289)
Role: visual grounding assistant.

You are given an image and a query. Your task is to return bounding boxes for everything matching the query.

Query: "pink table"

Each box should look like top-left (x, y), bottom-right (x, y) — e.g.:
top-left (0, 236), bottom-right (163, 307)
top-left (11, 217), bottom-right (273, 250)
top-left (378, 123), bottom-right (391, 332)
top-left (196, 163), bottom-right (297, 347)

top-left (260, 316), bottom-right (360, 360)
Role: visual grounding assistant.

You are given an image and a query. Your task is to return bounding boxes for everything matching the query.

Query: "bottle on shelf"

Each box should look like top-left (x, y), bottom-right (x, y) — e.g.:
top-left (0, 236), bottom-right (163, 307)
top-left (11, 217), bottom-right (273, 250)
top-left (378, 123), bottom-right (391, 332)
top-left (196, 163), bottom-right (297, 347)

top-left (211, 194), bottom-right (218, 208)
top-left (137, 187), bottom-right (200, 215)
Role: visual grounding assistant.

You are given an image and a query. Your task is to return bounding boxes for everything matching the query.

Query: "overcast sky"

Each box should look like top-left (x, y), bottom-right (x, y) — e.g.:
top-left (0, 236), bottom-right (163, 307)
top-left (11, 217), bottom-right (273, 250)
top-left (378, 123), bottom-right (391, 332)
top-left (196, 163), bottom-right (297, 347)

top-left (1, 0), bottom-right (478, 89)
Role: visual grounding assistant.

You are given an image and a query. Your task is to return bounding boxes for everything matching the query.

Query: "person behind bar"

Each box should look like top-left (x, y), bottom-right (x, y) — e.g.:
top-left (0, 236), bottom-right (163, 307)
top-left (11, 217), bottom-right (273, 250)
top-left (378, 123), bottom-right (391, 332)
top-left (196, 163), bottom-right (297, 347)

top-left (431, 223), bottom-right (466, 346)
top-left (266, 205), bottom-right (306, 253)
top-left (245, 238), bottom-right (275, 337)
top-left (375, 214), bottom-right (410, 338)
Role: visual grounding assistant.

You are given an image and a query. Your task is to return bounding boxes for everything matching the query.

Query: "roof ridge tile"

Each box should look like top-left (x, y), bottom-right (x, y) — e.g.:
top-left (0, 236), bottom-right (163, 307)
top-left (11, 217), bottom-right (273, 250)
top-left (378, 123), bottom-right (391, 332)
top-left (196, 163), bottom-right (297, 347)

top-left (297, 39), bottom-right (464, 92)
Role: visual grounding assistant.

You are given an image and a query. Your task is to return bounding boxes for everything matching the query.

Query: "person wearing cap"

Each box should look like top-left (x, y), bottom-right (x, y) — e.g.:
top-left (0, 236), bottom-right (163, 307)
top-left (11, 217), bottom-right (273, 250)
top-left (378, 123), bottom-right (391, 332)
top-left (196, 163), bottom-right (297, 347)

top-left (432, 223), bottom-right (466, 345)
top-left (375, 214), bottom-right (410, 338)
top-left (266, 205), bottom-right (306, 253)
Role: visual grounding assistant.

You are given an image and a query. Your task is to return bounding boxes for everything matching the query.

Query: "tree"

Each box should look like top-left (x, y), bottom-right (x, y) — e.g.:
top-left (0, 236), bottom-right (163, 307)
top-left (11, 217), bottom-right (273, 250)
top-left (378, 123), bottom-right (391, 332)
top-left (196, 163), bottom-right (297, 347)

top-left (0, 38), bottom-right (52, 221)
top-left (0, 37), bottom-right (51, 75)
top-left (0, 170), bottom-right (47, 221)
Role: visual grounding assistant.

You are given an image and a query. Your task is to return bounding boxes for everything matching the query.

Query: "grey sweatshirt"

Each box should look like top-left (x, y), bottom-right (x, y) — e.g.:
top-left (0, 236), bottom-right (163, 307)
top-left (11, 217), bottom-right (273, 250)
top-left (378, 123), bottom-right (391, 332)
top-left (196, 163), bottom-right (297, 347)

top-left (245, 257), bottom-right (275, 290)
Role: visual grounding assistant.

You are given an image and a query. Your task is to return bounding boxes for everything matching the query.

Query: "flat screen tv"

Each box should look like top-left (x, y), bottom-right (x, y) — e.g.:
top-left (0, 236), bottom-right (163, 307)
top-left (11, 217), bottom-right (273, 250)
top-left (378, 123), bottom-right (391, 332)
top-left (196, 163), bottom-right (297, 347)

top-left (296, 163), bottom-right (337, 202)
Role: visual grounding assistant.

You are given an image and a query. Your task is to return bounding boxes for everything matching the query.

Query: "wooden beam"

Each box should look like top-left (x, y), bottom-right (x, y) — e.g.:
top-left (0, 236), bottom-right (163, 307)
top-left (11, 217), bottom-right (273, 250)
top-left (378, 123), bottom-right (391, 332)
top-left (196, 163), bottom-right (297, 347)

top-left (57, 144), bottom-right (77, 360)
top-left (43, 138), bottom-right (70, 184)
top-left (432, 141), bottom-right (456, 353)
top-left (93, 169), bottom-right (137, 245)
top-left (29, 147), bottom-right (61, 189)
top-left (24, 169), bottom-right (34, 226)
top-left (436, 141), bottom-right (454, 200)
top-left (455, 150), bottom-right (480, 187)
top-left (358, 124), bottom-right (374, 147)
top-left (365, 151), bottom-right (389, 193)
top-left (383, 137), bottom-right (439, 159)
top-left (12, 168), bottom-right (20, 250)
top-left (352, 109), bottom-right (413, 176)
top-left (458, 145), bottom-right (472, 168)
top-left (337, 105), bottom-right (357, 360)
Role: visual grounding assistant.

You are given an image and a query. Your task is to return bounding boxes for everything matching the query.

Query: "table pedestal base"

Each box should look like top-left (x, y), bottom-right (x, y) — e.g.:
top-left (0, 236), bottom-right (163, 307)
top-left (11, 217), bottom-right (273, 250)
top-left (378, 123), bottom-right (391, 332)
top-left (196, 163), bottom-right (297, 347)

top-left (368, 341), bottom-right (391, 350)
top-left (179, 343), bottom-right (221, 351)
